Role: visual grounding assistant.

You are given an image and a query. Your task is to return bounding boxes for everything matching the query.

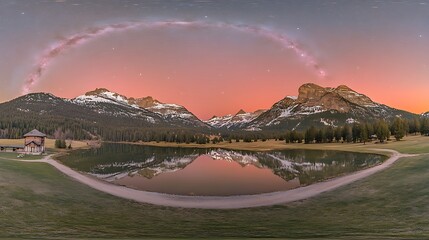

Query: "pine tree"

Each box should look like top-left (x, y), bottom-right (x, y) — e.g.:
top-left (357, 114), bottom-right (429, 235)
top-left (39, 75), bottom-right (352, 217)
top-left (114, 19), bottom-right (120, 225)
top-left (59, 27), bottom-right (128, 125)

top-left (421, 118), bottom-right (429, 136)
top-left (352, 123), bottom-right (361, 143)
top-left (414, 118), bottom-right (421, 134)
top-left (376, 120), bottom-right (390, 143)
top-left (315, 129), bottom-right (325, 143)
top-left (304, 126), bottom-right (317, 144)
top-left (325, 127), bottom-right (334, 143)
top-left (391, 117), bottom-right (406, 141)
top-left (334, 126), bottom-right (342, 142)
top-left (342, 125), bottom-right (353, 143)
top-left (284, 131), bottom-right (290, 143)
top-left (360, 123), bottom-right (369, 144)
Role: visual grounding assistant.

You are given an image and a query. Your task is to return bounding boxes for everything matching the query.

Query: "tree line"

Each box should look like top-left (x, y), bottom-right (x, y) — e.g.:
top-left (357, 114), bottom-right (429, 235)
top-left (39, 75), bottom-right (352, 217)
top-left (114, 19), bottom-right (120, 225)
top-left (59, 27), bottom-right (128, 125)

top-left (1, 113), bottom-right (428, 145)
top-left (299, 117), bottom-right (429, 144)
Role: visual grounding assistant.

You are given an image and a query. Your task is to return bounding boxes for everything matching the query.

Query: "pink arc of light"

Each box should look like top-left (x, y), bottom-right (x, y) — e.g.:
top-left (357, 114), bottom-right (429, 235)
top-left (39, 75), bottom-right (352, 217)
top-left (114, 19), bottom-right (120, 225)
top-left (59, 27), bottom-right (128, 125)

top-left (22, 20), bottom-right (327, 94)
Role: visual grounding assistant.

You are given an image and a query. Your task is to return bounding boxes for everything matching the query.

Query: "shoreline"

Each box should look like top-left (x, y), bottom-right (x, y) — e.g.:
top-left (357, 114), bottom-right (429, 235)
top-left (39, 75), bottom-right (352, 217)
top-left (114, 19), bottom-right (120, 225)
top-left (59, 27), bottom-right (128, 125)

top-left (1, 148), bottom-right (414, 209)
top-left (114, 139), bottom-right (389, 154)
top-left (112, 140), bottom-right (400, 160)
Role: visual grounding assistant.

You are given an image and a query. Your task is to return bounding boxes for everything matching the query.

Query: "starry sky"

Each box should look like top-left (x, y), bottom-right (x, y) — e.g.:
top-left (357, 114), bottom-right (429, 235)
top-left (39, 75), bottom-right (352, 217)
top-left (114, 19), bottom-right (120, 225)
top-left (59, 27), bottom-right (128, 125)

top-left (1, 0), bottom-right (428, 120)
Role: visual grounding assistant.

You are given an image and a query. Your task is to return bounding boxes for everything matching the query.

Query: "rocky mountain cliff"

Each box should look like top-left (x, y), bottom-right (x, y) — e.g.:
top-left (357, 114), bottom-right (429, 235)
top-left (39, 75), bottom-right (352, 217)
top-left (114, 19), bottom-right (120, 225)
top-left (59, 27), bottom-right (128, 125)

top-left (244, 83), bottom-right (417, 131)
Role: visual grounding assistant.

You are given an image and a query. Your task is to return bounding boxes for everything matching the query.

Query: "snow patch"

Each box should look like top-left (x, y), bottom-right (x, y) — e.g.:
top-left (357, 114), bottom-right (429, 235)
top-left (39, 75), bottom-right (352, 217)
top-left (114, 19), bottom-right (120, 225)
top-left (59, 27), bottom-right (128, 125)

top-left (299, 106), bottom-right (325, 115)
top-left (244, 127), bottom-right (262, 131)
top-left (292, 122), bottom-right (301, 131)
top-left (17, 108), bottom-right (30, 112)
top-left (266, 105), bottom-right (297, 126)
top-left (346, 118), bottom-right (358, 124)
top-left (320, 118), bottom-right (337, 127)
top-left (149, 103), bottom-right (182, 110)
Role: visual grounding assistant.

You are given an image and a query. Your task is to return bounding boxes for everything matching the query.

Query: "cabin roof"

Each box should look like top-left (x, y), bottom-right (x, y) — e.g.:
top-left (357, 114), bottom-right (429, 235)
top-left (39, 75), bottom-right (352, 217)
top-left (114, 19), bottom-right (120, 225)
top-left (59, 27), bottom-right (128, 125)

top-left (23, 129), bottom-right (47, 137)
top-left (25, 140), bottom-right (42, 146)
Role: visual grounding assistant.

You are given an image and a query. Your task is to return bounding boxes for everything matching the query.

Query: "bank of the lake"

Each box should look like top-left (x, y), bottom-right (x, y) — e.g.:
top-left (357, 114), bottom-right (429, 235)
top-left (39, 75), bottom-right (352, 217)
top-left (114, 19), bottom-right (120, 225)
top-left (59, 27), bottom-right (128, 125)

top-left (119, 138), bottom-right (392, 156)
top-left (125, 135), bottom-right (429, 154)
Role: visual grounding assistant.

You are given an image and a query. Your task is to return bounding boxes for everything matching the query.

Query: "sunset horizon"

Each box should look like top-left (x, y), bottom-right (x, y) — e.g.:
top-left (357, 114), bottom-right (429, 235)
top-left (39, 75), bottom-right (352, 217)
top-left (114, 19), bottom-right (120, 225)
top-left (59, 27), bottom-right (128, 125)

top-left (2, 81), bottom-right (426, 120)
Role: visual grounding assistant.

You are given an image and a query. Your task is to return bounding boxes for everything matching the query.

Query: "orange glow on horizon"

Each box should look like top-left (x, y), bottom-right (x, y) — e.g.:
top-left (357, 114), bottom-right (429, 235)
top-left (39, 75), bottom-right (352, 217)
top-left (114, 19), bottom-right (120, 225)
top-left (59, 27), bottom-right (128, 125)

top-left (18, 23), bottom-right (429, 119)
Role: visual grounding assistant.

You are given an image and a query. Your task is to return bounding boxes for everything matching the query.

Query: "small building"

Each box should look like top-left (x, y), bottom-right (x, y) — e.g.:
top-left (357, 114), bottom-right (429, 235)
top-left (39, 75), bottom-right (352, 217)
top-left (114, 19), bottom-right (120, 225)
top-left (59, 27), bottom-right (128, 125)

top-left (23, 129), bottom-right (46, 154)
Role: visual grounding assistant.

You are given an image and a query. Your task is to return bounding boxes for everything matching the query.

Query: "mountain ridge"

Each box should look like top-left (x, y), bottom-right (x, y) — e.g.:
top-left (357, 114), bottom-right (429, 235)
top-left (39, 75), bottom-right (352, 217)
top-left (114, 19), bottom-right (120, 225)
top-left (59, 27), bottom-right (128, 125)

top-left (73, 88), bottom-right (209, 128)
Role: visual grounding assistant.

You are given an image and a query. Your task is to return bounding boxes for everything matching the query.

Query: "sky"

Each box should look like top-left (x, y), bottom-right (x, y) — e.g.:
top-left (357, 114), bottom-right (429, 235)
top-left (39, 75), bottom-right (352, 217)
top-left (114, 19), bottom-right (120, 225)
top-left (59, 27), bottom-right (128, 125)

top-left (0, 0), bottom-right (428, 120)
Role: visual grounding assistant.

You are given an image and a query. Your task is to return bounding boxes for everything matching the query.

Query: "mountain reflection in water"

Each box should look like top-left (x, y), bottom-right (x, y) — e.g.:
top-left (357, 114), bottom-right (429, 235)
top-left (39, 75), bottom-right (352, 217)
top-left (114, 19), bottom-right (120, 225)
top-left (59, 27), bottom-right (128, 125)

top-left (58, 143), bottom-right (386, 196)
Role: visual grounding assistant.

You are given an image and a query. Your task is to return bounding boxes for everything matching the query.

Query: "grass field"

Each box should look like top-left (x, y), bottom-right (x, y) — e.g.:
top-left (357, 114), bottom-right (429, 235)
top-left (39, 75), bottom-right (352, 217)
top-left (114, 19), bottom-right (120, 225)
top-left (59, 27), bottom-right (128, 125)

top-left (133, 134), bottom-right (429, 155)
top-left (0, 136), bottom-right (429, 238)
top-left (0, 152), bottom-right (44, 160)
top-left (0, 138), bottom-right (88, 150)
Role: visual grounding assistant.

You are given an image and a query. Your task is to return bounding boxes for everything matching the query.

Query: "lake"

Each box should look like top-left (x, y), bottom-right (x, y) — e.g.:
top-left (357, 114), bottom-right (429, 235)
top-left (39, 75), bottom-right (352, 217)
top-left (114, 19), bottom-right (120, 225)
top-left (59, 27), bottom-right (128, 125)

top-left (57, 143), bottom-right (386, 196)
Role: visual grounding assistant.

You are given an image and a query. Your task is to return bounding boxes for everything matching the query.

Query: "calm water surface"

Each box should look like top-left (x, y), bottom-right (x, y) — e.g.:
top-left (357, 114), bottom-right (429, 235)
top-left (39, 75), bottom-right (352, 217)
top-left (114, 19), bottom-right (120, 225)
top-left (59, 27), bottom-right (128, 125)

top-left (57, 143), bottom-right (386, 196)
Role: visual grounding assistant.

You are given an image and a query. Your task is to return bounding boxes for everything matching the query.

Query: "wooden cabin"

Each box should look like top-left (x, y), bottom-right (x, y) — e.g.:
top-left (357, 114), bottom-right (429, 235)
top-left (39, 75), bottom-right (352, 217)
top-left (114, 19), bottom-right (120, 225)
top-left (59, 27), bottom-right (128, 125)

top-left (23, 129), bottom-right (46, 154)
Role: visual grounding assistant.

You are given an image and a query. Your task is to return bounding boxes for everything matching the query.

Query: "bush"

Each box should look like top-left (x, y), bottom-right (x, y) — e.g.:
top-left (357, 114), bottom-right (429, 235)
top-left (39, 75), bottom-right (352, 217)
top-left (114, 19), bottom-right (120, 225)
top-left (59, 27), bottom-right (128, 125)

top-left (55, 139), bottom-right (67, 149)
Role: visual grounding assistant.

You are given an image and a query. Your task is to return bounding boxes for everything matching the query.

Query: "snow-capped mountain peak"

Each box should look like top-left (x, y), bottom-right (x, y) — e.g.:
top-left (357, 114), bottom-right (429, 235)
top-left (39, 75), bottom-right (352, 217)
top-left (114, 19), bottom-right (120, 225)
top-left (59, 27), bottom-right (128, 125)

top-left (205, 109), bottom-right (265, 129)
top-left (72, 88), bottom-right (209, 128)
top-left (74, 88), bottom-right (135, 107)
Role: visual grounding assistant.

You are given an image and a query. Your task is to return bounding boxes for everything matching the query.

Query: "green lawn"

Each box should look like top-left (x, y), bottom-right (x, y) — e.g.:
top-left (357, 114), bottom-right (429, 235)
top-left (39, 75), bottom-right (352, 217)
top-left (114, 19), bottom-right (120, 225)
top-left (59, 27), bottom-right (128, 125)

top-left (0, 137), bottom-right (429, 238)
top-left (0, 152), bottom-right (44, 160)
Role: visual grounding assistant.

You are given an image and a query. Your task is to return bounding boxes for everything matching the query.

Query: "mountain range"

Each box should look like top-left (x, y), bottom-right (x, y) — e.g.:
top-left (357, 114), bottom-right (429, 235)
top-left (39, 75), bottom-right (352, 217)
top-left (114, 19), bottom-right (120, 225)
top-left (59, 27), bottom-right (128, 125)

top-left (207, 83), bottom-right (421, 131)
top-left (235, 83), bottom-right (418, 131)
top-left (0, 83), bottom-right (426, 140)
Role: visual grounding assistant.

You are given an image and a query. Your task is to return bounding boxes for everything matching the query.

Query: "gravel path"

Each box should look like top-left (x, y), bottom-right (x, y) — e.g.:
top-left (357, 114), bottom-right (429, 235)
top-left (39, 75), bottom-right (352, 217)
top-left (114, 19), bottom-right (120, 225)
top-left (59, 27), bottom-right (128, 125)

top-left (2, 149), bottom-right (414, 209)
